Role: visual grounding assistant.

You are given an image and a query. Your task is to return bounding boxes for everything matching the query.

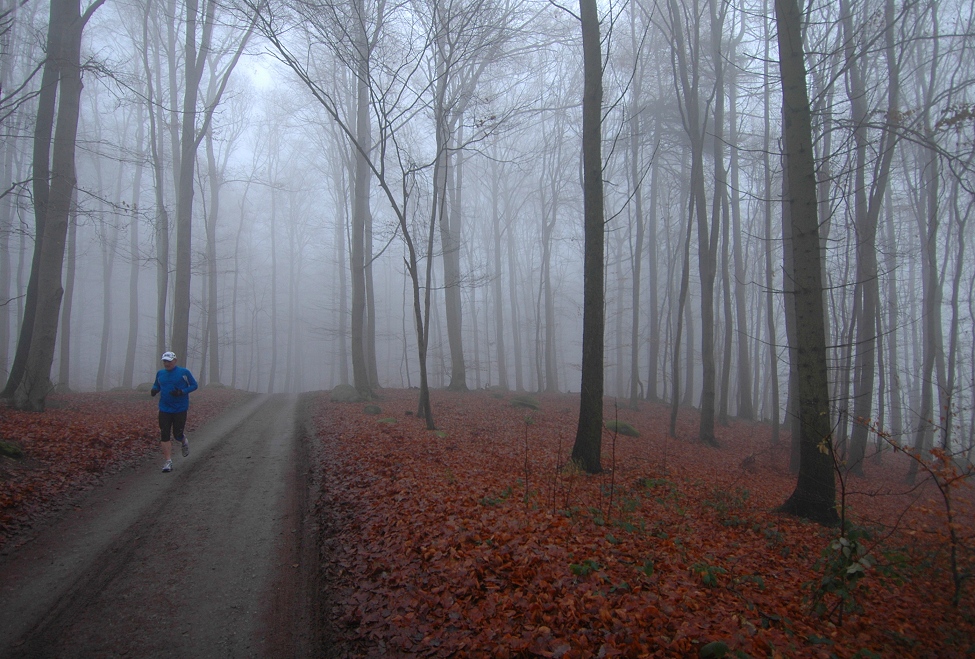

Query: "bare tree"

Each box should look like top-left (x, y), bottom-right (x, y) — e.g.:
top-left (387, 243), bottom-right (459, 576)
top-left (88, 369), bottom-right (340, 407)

top-left (661, 0), bottom-right (719, 446)
top-left (774, 0), bottom-right (838, 526)
top-left (571, 0), bottom-right (605, 474)
top-left (5, 0), bottom-right (105, 410)
top-left (169, 0), bottom-right (255, 363)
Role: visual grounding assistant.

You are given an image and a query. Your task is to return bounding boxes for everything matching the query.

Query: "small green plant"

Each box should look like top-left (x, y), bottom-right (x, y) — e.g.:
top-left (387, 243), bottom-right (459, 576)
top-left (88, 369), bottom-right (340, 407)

top-left (704, 486), bottom-right (750, 515)
top-left (763, 526), bottom-right (785, 547)
top-left (363, 404), bottom-right (382, 415)
top-left (605, 419), bottom-right (639, 437)
top-left (613, 518), bottom-right (643, 533)
top-left (570, 558), bottom-right (602, 577)
top-left (721, 515), bottom-right (749, 528)
top-left (378, 417), bottom-right (397, 424)
top-left (638, 559), bottom-right (655, 578)
top-left (808, 525), bottom-right (874, 625)
top-left (691, 561), bottom-right (727, 587)
top-left (480, 485), bottom-right (513, 507)
top-left (735, 573), bottom-right (765, 591)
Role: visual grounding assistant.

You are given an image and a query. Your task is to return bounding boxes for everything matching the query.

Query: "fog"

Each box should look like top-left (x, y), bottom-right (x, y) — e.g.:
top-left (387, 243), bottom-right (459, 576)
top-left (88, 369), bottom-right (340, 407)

top-left (1, 0), bottom-right (974, 455)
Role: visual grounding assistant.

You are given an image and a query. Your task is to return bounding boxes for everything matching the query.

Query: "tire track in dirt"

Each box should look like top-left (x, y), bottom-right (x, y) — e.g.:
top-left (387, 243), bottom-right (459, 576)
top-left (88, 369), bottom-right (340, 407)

top-left (0, 393), bottom-right (322, 658)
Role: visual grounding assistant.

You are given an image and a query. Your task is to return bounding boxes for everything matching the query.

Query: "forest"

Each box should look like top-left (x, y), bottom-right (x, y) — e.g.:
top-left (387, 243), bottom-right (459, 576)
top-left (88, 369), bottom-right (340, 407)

top-left (2, 0), bottom-right (975, 654)
top-left (2, 0), bottom-right (974, 461)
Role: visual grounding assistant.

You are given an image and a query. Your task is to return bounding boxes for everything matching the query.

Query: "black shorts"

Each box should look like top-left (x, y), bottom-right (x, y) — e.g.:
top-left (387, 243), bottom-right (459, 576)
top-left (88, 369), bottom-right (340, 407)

top-left (158, 410), bottom-right (188, 442)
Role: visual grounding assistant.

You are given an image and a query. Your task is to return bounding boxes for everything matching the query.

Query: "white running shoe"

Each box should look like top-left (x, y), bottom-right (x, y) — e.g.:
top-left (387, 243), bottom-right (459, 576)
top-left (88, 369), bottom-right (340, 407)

top-left (162, 459), bottom-right (173, 473)
top-left (180, 436), bottom-right (189, 457)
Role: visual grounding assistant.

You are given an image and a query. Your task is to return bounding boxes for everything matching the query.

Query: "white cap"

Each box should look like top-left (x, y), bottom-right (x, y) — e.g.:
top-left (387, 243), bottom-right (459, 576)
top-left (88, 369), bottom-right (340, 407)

top-left (161, 351), bottom-right (176, 362)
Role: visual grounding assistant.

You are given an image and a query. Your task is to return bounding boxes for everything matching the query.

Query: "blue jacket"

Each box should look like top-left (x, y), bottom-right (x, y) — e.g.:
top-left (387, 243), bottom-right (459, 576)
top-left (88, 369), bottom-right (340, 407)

top-left (151, 366), bottom-right (198, 413)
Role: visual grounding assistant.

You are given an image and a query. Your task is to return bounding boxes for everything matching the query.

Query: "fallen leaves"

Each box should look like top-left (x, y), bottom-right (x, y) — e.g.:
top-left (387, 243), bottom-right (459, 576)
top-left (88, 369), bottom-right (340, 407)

top-left (316, 389), bottom-right (975, 658)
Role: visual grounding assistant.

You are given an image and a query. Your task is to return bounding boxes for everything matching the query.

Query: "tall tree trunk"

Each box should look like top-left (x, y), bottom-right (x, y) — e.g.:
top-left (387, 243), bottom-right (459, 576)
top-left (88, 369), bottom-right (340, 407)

top-left (878, 191), bottom-right (902, 457)
top-left (1, 3), bottom-right (61, 400)
top-left (763, 0), bottom-right (780, 443)
top-left (204, 125), bottom-right (221, 384)
top-left (774, 0), bottom-right (838, 525)
top-left (908, 4), bottom-right (943, 482)
top-left (169, 1), bottom-right (253, 364)
top-left (782, 138), bottom-right (802, 473)
top-left (571, 0), bottom-right (605, 474)
top-left (628, 20), bottom-right (646, 408)
top-left (848, 0), bottom-right (900, 473)
top-left (942, 178), bottom-right (969, 452)
top-left (14, 0), bottom-right (104, 410)
top-left (171, 0), bottom-right (214, 362)
top-left (267, 179), bottom-right (278, 393)
top-left (143, 1), bottom-right (171, 363)
top-left (667, 0), bottom-right (718, 445)
top-left (645, 124), bottom-right (661, 403)
top-left (539, 124), bottom-right (560, 394)
top-left (491, 155), bottom-right (508, 390)
top-left (0, 136), bottom-right (12, 379)
top-left (713, 0), bottom-right (733, 427)
top-left (728, 22), bottom-right (754, 420)
top-left (365, 200), bottom-right (379, 389)
top-left (122, 98), bottom-right (146, 389)
top-left (96, 190), bottom-right (119, 391)
top-left (350, 16), bottom-right (372, 399)
top-left (718, 186), bottom-right (733, 424)
top-left (669, 192), bottom-right (693, 437)
top-left (507, 226), bottom-right (523, 391)
top-left (333, 159), bottom-right (350, 386)
top-left (440, 121), bottom-right (468, 392)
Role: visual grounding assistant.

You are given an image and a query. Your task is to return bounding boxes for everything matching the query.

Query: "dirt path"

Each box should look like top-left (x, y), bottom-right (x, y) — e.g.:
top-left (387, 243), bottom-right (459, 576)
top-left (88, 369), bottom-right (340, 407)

top-left (0, 393), bottom-right (322, 658)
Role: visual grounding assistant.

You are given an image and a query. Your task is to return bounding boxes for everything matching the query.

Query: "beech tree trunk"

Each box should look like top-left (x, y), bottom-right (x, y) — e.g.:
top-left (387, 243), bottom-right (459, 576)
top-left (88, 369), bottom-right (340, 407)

top-left (350, 11), bottom-right (373, 399)
top-left (774, 0), bottom-right (838, 525)
top-left (571, 0), bottom-right (605, 474)
top-left (1, 3), bottom-right (61, 401)
top-left (13, 0), bottom-right (104, 410)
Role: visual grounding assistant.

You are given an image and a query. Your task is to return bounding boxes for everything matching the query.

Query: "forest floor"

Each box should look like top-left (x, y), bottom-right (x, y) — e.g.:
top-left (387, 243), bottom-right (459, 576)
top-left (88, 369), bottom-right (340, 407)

top-left (1, 387), bottom-right (973, 658)
top-left (315, 389), bottom-right (975, 658)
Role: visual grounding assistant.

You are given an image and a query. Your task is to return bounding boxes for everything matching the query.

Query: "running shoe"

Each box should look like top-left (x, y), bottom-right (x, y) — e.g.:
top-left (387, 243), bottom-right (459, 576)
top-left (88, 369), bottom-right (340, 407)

top-left (162, 459), bottom-right (173, 473)
top-left (180, 435), bottom-right (190, 457)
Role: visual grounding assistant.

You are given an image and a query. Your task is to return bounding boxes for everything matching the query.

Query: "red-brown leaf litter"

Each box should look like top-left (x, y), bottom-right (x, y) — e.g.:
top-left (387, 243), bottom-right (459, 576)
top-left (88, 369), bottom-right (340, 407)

top-left (315, 389), bottom-right (975, 658)
top-left (2, 388), bottom-right (973, 657)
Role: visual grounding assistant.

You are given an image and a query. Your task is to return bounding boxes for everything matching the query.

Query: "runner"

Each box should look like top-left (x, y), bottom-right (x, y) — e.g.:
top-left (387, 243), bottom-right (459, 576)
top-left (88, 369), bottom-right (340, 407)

top-left (150, 351), bottom-right (198, 472)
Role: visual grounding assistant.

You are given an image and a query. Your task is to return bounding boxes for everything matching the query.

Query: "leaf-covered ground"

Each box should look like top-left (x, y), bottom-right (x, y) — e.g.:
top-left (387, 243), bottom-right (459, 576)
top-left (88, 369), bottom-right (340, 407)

top-left (0, 387), bottom-right (251, 549)
top-left (316, 389), bottom-right (975, 658)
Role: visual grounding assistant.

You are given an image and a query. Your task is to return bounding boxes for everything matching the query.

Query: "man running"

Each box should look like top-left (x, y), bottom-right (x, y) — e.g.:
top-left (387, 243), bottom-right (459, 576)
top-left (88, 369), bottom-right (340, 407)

top-left (150, 351), bottom-right (199, 473)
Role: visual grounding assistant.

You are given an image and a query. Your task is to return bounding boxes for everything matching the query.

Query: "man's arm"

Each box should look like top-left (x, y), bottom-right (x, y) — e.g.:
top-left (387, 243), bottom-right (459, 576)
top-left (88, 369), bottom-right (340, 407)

top-left (183, 370), bottom-right (199, 395)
